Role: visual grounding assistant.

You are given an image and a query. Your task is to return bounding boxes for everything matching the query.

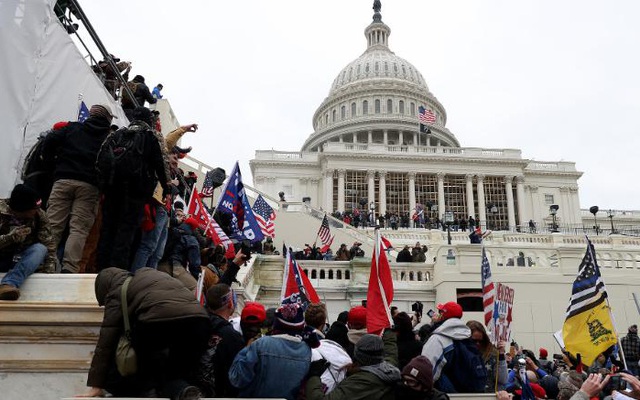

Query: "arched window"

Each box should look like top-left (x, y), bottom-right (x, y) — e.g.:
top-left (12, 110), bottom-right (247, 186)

top-left (341, 105), bottom-right (346, 120)
top-left (363, 100), bottom-right (369, 115)
top-left (351, 102), bottom-right (356, 117)
top-left (399, 100), bottom-right (405, 114)
top-left (387, 99), bottom-right (393, 114)
top-left (325, 114), bottom-right (328, 125)
top-left (384, 62), bottom-right (389, 73)
top-left (336, 270), bottom-right (342, 279)
top-left (375, 99), bottom-right (381, 114)
top-left (345, 270), bottom-right (351, 280)
top-left (375, 62), bottom-right (379, 72)
top-left (410, 102), bottom-right (416, 115)
top-left (332, 109), bottom-right (336, 122)
top-left (328, 270), bottom-right (334, 279)
top-left (320, 270), bottom-right (326, 279)
top-left (311, 270), bottom-right (317, 279)
top-left (365, 63), bottom-right (370, 73)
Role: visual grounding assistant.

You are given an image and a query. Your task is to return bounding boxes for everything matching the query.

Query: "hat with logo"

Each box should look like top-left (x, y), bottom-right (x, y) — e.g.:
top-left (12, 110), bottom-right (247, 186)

top-left (402, 356), bottom-right (433, 390)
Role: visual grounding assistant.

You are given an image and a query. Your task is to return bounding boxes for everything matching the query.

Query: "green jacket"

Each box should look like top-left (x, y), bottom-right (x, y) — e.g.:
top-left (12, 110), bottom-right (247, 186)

top-left (306, 330), bottom-right (400, 400)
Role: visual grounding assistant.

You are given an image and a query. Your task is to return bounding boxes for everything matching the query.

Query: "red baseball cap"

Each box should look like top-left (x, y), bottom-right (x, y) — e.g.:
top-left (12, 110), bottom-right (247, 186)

top-left (348, 306), bottom-right (367, 329)
top-left (436, 302), bottom-right (463, 320)
top-left (241, 302), bottom-right (266, 324)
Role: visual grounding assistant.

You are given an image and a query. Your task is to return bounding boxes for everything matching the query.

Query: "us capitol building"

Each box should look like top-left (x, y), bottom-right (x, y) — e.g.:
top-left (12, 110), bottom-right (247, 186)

top-left (250, 2), bottom-right (583, 232)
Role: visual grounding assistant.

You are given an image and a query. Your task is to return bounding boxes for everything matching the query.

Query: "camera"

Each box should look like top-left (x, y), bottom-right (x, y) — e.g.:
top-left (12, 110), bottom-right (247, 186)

top-left (411, 301), bottom-right (424, 316)
top-left (605, 373), bottom-right (627, 392)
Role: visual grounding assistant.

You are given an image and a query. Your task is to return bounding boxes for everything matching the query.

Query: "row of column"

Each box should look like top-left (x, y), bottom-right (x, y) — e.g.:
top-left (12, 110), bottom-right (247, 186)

top-left (324, 170), bottom-right (526, 228)
top-left (337, 129), bottom-right (441, 147)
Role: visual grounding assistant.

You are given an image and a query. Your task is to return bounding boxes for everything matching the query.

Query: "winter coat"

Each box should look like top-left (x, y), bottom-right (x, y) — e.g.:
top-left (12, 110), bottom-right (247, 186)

top-left (0, 199), bottom-right (56, 265)
top-left (311, 338), bottom-right (353, 393)
top-left (229, 334), bottom-right (312, 400)
top-left (87, 267), bottom-right (208, 388)
top-left (326, 321), bottom-right (350, 352)
top-left (421, 318), bottom-right (471, 382)
top-left (41, 117), bottom-right (111, 186)
top-left (396, 248), bottom-right (412, 262)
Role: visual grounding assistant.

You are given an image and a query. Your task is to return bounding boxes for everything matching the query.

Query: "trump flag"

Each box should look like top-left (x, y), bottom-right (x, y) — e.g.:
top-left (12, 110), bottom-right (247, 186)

top-left (216, 161), bottom-right (264, 243)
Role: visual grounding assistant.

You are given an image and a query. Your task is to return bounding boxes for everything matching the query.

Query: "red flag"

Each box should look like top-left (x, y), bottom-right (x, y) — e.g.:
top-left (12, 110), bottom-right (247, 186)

top-left (187, 188), bottom-right (235, 259)
top-left (281, 250), bottom-right (320, 306)
top-left (366, 231), bottom-right (394, 334)
top-left (381, 235), bottom-right (393, 250)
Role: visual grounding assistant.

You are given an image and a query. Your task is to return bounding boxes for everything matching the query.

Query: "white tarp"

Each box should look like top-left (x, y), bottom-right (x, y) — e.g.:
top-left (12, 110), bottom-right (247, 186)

top-left (0, 0), bottom-right (128, 197)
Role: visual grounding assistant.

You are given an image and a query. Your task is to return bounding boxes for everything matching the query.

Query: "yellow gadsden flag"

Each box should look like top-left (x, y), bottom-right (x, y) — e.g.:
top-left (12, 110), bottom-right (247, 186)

top-left (562, 239), bottom-right (617, 366)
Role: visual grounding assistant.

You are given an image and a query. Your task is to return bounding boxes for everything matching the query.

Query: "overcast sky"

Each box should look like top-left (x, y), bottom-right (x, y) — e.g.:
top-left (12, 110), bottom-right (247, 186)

top-left (79, 0), bottom-right (640, 211)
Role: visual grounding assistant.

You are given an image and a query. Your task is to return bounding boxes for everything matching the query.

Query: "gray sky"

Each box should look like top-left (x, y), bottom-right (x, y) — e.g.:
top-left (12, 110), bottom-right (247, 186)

top-left (79, 0), bottom-right (640, 210)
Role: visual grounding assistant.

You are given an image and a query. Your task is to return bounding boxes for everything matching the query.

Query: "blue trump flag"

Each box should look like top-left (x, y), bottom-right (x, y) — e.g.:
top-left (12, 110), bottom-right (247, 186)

top-left (77, 101), bottom-right (89, 122)
top-left (216, 161), bottom-right (264, 243)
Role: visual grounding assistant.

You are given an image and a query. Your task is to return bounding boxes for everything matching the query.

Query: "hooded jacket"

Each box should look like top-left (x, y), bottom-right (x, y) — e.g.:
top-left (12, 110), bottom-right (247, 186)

top-left (87, 267), bottom-right (207, 388)
top-left (311, 338), bottom-right (353, 393)
top-left (421, 318), bottom-right (471, 382)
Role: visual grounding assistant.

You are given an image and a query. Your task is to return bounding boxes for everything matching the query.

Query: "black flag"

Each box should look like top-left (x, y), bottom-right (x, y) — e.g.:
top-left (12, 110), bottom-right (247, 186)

top-left (420, 124), bottom-right (431, 134)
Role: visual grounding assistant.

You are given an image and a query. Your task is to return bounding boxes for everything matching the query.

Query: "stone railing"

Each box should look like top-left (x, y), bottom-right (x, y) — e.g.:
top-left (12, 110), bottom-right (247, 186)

top-left (322, 142), bottom-right (522, 159)
top-left (296, 259), bottom-right (434, 286)
top-left (253, 150), bottom-right (319, 162)
top-left (525, 161), bottom-right (578, 172)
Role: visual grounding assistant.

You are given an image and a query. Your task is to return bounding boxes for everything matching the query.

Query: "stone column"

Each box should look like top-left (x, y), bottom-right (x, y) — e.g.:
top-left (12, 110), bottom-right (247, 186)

top-left (324, 169), bottom-right (334, 212)
top-left (465, 174), bottom-right (475, 218)
top-left (413, 132), bottom-right (418, 146)
top-left (426, 135), bottom-right (431, 146)
top-left (339, 135), bottom-right (343, 143)
top-left (367, 170), bottom-right (376, 207)
top-left (528, 185), bottom-right (539, 222)
top-left (337, 169), bottom-right (345, 212)
top-left (516, 176), bottom-right (526, 228)
top-left (383, 129), bottom-right (388, 145)
top-left (437, 172), bottom-right (446, 219)
top-left (477, 174), bottom-right (487, 228)
top-left (398, 131), bottom-right (404, 145)
top-left (408, 172), bottom-right (416, 227)
top-left (300, 177), bottom-right (310, 200)
top-left (378, 171), bottom-right (387, 215)
top-left (368, 130), bottom-right (373, 144)
top-left (505, 175), bottom-right (516, 231)
top-left (560, 186), bottom-right (571, 225)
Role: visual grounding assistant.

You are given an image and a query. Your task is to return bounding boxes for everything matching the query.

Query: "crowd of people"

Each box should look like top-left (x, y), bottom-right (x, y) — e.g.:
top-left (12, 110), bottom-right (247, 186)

top-left (72, 284), bottom-right (640, 400)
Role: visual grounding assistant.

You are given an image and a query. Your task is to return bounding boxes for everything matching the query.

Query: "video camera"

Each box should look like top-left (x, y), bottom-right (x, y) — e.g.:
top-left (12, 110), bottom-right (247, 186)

top-left (411, 301), bottom-right (424, 317)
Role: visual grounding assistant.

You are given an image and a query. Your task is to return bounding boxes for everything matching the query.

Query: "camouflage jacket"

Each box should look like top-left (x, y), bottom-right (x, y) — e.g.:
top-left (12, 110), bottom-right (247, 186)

top-left (0, 199), bottom-right (57, 270)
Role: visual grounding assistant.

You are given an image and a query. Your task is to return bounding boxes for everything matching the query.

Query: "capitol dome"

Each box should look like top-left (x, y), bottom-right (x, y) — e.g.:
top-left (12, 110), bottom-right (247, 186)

top-left (301, 3), bottom-right (459, 152)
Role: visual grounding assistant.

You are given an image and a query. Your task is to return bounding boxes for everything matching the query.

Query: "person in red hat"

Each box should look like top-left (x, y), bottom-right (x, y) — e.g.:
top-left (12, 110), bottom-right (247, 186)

top-left (240, 301), bottom-right (267, 345)
top-left (421, 301), bottom-right (482, 393)
top-left (344, 305), bottom-right (368, 357)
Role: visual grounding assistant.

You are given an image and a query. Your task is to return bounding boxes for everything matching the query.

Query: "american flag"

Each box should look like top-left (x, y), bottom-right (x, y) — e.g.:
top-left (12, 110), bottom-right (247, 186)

top-left (418, 105), bottom-right (436, 124)
top-left (77, 101), bottom-right (89, 122)
top-left (481, 247), bottom-right (495, 328)
top-left (317, 214), bottom-right (333, 246)
top-left (201, 170), bottom-right (215, 198)
top-left (565, 239), bottom-right (607, 318)
top-left (252, 195), bottom-right (276, 238)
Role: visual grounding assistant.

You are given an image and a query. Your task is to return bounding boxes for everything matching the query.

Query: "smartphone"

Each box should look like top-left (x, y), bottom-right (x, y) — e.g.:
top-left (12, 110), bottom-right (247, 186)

top-left (240, 240), bottom-right (252, 261)
top-left (426, 309), bottom-right (435, 318)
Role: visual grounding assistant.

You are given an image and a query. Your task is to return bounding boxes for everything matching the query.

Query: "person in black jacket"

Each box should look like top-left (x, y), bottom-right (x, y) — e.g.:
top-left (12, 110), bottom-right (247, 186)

top-left (121, 75), bottom-right (157, 120)
top-left (198, 283), bottom-right (245, 398)
top-left (394, 312), bottom-right (423, 370)
top-left (96, 107), bottom-right (169, 271)
top-left (396, 245), bottom-right (413, 262)
top-left (43, 104), bottom-right (114, 273)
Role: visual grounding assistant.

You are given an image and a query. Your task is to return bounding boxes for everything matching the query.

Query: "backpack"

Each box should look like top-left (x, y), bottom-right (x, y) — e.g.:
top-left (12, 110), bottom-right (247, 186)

top-left (21, 129), bottom-right (53, 181)
top-left (441, 338), bottom-right (488, 393)
top-left (96, 127), bottom-right (146, 187)
top-left (120, 81), bottom-right (139, 108)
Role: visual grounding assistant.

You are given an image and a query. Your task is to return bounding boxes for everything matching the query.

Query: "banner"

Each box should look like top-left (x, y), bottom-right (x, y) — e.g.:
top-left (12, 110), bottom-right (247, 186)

top-left (366, 230), bottom-right (394, 335)
top-left (494, 282), bottom-right (514, 343)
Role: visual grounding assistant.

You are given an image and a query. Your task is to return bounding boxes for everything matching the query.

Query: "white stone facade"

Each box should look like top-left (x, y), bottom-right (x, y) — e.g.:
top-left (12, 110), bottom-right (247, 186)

top-left (251, 5), bottom-right (584, 232)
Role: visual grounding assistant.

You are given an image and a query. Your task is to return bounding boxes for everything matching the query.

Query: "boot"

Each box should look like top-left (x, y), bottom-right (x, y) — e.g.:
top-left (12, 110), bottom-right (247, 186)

top-left (175, 385), bottom-right (202, 400)
top-left (0, 284), bottom-right (20, 300)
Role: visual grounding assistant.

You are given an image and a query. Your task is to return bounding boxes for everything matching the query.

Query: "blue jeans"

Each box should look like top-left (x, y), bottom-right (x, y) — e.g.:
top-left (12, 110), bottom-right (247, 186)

top-left (0, 243), bottom-right (47, 288)
top-left (132, 205), bottom-right (169, 272)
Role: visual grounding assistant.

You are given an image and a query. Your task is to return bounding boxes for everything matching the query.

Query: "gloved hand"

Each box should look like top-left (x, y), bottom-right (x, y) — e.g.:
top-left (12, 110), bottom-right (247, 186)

top-left (307, 359), bottom-right (330, 378)
top-left (9, 226), bottom-right (31, 243)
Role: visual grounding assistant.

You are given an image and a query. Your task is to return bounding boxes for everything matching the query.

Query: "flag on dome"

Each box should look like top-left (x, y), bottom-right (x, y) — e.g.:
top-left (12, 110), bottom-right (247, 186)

top-left (200, 170), bottom-right (215, 198)
top-left (562, 238), bottom-right (617, 366)
top-left (77, 101), bottom-right (89, 122)
top-left (418, 105), bottom-right (436, 124)
top-left (481, 247), bottom-right (495, 330)
top-left (281, 246), bottom-right (320, 309)
top-left (252, 194), bottom-right (276, 238)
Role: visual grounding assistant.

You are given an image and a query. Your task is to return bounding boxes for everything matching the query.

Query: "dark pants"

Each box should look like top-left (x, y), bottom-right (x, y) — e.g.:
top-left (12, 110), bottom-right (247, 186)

top-left (97, 190), bottom-right (145, 270)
